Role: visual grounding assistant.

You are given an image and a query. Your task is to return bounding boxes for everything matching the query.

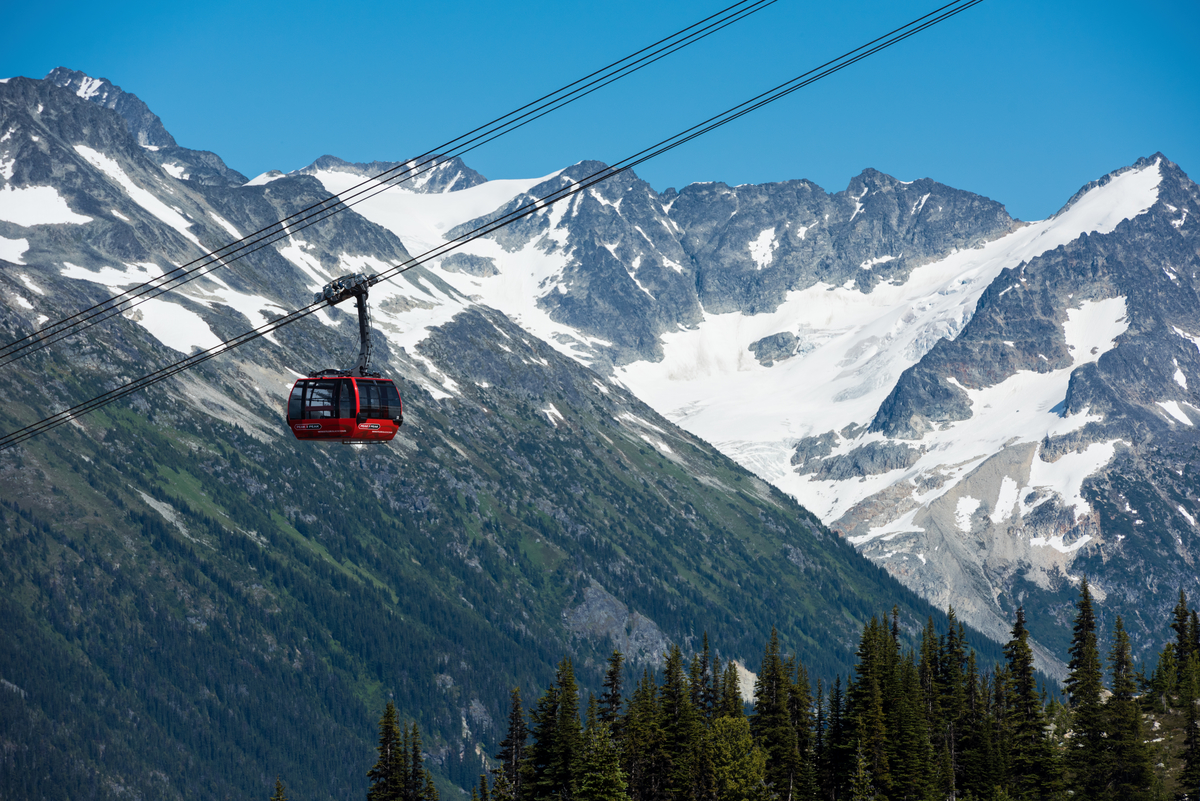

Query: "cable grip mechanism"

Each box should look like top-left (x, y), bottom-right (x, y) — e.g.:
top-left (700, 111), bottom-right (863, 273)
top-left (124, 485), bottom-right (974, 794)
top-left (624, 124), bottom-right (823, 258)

top-left (315, 273), bottom-right (377, 376)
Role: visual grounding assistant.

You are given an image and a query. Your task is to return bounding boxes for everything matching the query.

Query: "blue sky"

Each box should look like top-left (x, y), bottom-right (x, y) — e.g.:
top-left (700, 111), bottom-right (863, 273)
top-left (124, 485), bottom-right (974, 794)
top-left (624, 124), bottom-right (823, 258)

top-left (4, 0), bottom-right (1197, 220)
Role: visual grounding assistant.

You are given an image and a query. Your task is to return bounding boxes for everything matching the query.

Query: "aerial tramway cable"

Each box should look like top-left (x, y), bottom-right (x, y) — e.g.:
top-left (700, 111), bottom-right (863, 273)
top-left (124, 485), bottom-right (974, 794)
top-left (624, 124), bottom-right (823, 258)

top-left (0, 0), bottom-right (778, 368)
top-left (0, 0), bottom-right (984, 452)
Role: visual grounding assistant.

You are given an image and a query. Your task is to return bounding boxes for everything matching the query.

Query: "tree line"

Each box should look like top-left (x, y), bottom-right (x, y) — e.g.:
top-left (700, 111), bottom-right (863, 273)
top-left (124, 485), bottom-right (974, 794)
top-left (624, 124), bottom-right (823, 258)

top-left (337, 582), bottom-right (1200, 801)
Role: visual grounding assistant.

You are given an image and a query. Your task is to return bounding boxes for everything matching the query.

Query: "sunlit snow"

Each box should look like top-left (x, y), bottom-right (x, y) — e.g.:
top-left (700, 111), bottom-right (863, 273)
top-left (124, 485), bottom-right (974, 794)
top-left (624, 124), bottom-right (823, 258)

top-left (1157, 400), bottom-right (1193, 426)
top-left (135, 298), bottom-right (223, 353)
top-left (0, 235), bottom-right (28, 263)
top-left (310, 167), bottom-right (555, 256)
top-left (615, 162), bottom-right (1160, 528)
top-left (748, 228), bottom-right (777, 269)
top-left (17, 272), bottom-right (44, 294)
top-left (956, 497), bottom-right (981, 532)
top-left (160, 162), bottom-right (188, 180)
top-left (244, 171), bottom-right (285, 187)
top-left (0, 185), bottom-right (93, 226)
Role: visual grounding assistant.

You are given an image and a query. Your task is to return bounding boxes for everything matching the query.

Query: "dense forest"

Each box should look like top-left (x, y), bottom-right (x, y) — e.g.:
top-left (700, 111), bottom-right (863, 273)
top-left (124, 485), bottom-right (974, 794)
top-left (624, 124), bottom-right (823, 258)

top-left (347, 582), bottom-right (1200, 801)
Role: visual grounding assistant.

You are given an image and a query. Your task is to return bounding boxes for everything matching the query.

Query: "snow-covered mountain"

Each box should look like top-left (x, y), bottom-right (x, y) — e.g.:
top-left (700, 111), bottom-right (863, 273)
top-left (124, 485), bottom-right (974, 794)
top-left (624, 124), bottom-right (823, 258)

top-left (5, 67), bottom-right (1198, 676)
top-left (8, 69), bottom-right (992, 798)
top-left (297, 141), bottom-right (1198, 673)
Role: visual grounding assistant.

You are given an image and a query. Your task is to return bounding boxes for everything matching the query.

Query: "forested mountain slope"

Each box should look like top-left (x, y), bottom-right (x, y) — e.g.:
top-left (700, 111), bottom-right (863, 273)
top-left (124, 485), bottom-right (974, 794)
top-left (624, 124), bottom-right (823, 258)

top-left (0, 72), bottom-right (1004, 801)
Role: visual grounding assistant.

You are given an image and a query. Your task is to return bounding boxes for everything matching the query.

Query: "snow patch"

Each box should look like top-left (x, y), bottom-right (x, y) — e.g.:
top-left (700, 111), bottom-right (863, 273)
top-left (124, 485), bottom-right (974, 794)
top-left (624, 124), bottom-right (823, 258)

top-left (160, 162), bottom-right (188, 180)
top-left (17, 273), bottom-right (43, 294)
top-left (955, 496), bottom-right (981, 532)
top-left (853, 508), bottom-right (924, 546)
top-left (0, 185), bottom-right (92, 226)
top-left (1175, 326), bottom-right (1200, 354)
top-left (748, 228), bottom-right (777, 270)
top-left (860, 254), bottom-right (898, 270)
top-left (991, 476), bottom-right (1020, 524)
top-left (543, 404), bottom-right (564, 427)
top-left (0, 235), bottom-right (28, 264)
top-left (244, 171), bottom-right (285, 187)
top-left (1025, 440), bottom-right (1122, 521)
top-left (208, 212), bottom-right (241, 239)
top-left (135, 298), bottom-right (223, 354)
top-left (1157, 401), bottom-right (1192, 426)
top-left (74, 77), bottom-right (106, 100)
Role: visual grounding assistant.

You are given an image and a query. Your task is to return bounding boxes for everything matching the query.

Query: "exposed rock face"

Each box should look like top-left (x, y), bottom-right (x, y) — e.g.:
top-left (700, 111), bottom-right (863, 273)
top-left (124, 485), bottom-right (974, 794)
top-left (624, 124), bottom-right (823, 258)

top-left (441, 253), bottom-right (498, 277)
top-left (809, 156), bottom-right (1200, 673)
top-left (440, 161), bottom-right (1016, 367)
top-left (295, 153), bottom-right (486, 194)
top-left (563, 582), bottom-right (670, 665)
top-left (794, 441), bottom-right (923, 480)
top-left (46, 66), bottom-right (177, 148)
top-left (749, 332), bottom-right (800, 366)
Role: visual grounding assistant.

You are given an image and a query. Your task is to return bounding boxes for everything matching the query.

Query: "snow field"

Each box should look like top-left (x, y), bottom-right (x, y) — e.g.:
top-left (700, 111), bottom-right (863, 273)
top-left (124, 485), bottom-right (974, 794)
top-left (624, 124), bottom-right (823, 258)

top-left (617, 162), bottom-right (1161, 530)
top-left (311, 167), bottom-right (555, 257)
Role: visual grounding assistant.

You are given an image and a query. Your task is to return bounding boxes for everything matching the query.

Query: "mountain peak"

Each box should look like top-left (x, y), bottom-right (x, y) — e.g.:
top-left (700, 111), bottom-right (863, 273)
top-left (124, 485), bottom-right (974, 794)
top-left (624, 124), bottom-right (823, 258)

top-left (294, 153), bottom-right (487, 194)
top-left (45, 67), bottom-right (176, 148)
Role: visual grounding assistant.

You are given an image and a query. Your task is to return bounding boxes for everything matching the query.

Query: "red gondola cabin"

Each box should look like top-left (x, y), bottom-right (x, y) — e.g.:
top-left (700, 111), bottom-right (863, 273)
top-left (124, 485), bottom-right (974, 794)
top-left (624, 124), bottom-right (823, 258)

top-left (286, 373), bottom-right (403, 443)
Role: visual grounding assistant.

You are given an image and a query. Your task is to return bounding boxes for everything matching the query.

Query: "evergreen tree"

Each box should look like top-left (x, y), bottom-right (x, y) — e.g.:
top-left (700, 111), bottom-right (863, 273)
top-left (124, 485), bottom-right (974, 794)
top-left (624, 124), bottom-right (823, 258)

top-left (1105, 616), bottom-right (1153, 800)
top-left (958, 651), bottom-right (998, 800)
top-left (369, 701), bottom-right (405, 801)
top-left (1181, 651), bottom-right (1200, 800)
top-left (709, 715), bottom-right (772, 801)
top-left (407, 724), bottom-right (438, 801)
top-left (691, 634), bottom-right (717, 722)
top-left (939, 612), bottom-right (969, 799)
top-left (600, 651), bottom-right (626, 733)
top-left (496, 689), bottom-right (528, 801)
top-left (1174, 591), bottom-right (1194, 664)
top-left (480, 774), bottom-right (491, 801)
top-left (624, 669), bottom-right (668, 801)
top-left (787, 658), bottom-right (817, 801)
top-left (849, 741), bottom-right (876, 801)
top-left (662, 644), bottom-right (703, 801)
top-left (847, 617), bottom-right (892, 798)
top-left (1192, 611), bottom-right (1200, 662)
top-left (578, 706), bottom-right (628, 801)
top-left (1065, 577), bottom-right (1105, 798)
top-left (827, 676), bottom-right (851, 800)
top-left (890, 652), bottom-right (932, 800)
top-left (1148, 643), bottom-right (1179, 713)
top-left (492, 769), bottom-right (516, 801)
top-left (422, 766), bottom-right (440, 801)
top-left (720, 662), bottom-right (746, 720)
top-left (710, 652), bottom-right (725, 725)
top-left (550, 659), bottom-right (584, 801)
top-left (752, 629), bottom-right (800, 801)
top-left (1002, 607), bottom-right (1059, 799)
top-left (522, 681), bottom-right (561, 801)
top-left (270, 777), bottom-right (289, 801)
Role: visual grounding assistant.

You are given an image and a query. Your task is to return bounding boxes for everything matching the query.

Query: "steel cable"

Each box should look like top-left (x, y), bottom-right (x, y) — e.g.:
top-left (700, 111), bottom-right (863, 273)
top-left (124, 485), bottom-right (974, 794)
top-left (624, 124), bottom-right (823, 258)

top-left (0, 0), bottom-right (777, 367)
top-left (0, 0), bottom-right (984, 451)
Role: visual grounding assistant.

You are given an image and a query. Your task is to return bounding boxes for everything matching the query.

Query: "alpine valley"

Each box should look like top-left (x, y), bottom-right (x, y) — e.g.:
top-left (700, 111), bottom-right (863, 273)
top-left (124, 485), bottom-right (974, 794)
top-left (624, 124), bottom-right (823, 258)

top-left (0, 68), bottom-right (1196, 799)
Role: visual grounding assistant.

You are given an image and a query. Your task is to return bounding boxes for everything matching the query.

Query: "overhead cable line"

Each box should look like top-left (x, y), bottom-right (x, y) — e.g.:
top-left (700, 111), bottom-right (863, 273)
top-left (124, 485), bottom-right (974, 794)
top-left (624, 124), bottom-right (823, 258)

top-left (0, 0), bottom-right (777, 368)
top-left (0, 0), bottom-right (984, 452)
